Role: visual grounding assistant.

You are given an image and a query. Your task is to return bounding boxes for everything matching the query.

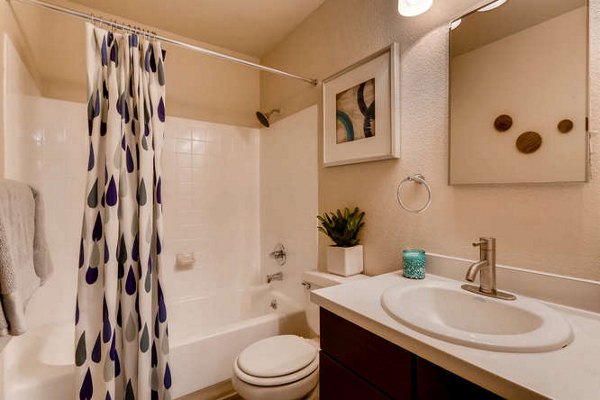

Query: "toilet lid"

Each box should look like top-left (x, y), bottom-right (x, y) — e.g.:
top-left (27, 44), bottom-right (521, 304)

top-left (237, 335), bottom-right (317, 378)
top-left (234, 356), bottom-right (319, 387)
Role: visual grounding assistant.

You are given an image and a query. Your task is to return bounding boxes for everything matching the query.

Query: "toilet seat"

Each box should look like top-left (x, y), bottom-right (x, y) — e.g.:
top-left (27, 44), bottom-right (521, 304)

top-left (234, 335), bottom-right (318, 387)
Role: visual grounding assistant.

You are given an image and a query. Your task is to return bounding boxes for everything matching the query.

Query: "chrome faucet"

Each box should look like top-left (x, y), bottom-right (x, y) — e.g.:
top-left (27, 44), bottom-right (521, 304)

top-left (462, 237), bottom-right (516, 301)
top-left (266, 272), bottom-right (283, 284)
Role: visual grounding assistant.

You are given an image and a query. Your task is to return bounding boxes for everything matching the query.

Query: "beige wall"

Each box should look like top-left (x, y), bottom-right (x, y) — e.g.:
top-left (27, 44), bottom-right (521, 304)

top-left (260, 0), bottom-right (600, 281)
top-left (1, 0), bottom-right (261, 128)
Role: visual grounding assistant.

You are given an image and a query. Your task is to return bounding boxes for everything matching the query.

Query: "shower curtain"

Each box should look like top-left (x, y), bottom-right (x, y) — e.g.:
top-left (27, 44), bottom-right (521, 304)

top-left (76, 24), bottom-right (171, 400)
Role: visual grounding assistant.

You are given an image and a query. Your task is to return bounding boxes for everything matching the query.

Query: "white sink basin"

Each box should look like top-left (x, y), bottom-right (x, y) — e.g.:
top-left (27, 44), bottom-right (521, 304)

top-left (381, 281), bottom-right (573, 352)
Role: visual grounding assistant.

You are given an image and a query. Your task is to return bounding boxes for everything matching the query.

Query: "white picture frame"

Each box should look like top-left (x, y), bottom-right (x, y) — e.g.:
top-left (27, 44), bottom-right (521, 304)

top-left (322, 43), bottom-right (400, 167)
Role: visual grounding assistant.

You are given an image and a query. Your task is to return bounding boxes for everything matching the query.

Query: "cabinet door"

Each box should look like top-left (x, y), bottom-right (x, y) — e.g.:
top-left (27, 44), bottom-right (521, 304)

top-left (320, 351), bottom-right (392, 400)
top-left (416, 357), bottom-right (503, 400)
top-left (320, 309), bottom-right (413, 399)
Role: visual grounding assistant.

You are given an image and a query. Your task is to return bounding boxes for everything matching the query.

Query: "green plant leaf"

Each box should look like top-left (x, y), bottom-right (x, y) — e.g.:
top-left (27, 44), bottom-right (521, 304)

top-left (316, 207), bottom-right (366, 247)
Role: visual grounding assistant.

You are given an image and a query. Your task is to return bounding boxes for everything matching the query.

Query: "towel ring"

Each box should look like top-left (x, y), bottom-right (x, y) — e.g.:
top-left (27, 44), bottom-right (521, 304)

top-left (396, 174), bottom-right (432, 213)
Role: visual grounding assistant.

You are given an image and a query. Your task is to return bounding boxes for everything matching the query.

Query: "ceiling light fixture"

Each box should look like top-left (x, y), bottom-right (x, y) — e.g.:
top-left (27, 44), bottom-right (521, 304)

top-left (450, 18), bottom-right (462, 30)
top-left (398, 0), bottom-right (433, 17)
top-left (477, 0), bottom-right (507, 12)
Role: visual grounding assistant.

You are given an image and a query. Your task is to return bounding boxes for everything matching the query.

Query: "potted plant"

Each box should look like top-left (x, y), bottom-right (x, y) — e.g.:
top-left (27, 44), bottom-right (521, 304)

top-left (317, 207), bottom-right (365, 276)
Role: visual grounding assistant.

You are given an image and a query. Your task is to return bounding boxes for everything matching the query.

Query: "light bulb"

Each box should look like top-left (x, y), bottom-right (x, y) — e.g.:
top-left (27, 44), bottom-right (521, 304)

top-left (477, 0), bottom-right (507, 12)
top-left (450, 18), bottom-right (462, 30)
top-left (398, 0), bottom-right (433, 17)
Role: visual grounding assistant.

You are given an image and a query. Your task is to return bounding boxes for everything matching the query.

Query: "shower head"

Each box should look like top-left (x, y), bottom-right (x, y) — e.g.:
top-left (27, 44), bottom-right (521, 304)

top-left (256, 109), bottom-right (280, 127)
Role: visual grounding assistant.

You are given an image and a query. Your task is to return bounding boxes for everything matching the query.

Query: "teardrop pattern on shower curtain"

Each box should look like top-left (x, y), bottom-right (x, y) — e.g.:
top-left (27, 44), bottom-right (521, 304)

top-left (76, 24), bottom-right (171, 400)
top-left (103, 298), bottom-right (112, 343)
top-left (76, 298), bottom-right (80, 324)
top-left (75, 332), bottom-right (87, 367)
top-left (92, 333), bottom-right (102, 363)
top-left (80, 368), bottom-right (94, 400)
top-left (79, 239), bottom-right (85, 269)
top-left (106, 177), bottom-right (118, 207)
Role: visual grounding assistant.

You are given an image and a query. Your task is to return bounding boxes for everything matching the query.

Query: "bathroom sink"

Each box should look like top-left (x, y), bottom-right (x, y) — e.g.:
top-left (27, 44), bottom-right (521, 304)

top-left (381, 281), bottom-right (573, 352)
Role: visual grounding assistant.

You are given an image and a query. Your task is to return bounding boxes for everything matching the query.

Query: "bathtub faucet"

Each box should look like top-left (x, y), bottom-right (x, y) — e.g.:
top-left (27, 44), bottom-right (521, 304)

top-left (267, 272), bottom-right (283, 283)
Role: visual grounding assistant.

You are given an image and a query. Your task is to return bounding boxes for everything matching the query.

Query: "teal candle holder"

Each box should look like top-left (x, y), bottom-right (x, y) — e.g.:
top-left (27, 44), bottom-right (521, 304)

top-left (403, 249), bottom-right (426, 279)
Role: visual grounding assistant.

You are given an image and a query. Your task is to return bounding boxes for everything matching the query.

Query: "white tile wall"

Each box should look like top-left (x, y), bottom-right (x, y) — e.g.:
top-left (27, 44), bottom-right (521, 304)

top-left (162, 118), bottom-right (261, 301)
top-left (4, 99), bottom-right (263, 323)
top-left (260, 106), bottom-right (319, 306)
top-left (5, 97), bottom-right (87, 329)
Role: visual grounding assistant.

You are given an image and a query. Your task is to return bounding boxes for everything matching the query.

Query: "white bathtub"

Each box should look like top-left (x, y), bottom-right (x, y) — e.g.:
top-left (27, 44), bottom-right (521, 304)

top-left (0, 286), bottom-right (306, 399)
top-left (169, 286), bottom-right (306, 398)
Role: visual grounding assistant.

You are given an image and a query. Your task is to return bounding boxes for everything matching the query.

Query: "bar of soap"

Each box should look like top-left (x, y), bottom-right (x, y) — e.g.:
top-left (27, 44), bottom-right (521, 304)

top-left (176, 253), bottom-right (196, 269)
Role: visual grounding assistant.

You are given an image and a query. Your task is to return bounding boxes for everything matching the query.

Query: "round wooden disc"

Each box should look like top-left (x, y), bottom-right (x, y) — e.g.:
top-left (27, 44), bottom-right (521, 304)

top-left (557, 119), bottom-right (573, 134)
top-left (516, 131), bottom-right (542, 154)
top-left (494, 114), bottom-right (513, 132)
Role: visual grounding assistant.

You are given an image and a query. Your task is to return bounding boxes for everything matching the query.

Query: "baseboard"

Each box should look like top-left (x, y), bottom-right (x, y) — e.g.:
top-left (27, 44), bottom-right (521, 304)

top-left (176, 379), bottom-right (238, 400)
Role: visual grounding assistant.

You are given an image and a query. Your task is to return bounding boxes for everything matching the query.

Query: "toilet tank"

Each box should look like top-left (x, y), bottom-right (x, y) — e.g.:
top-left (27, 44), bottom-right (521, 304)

top-left (301, 271), bottom-right (368, 336)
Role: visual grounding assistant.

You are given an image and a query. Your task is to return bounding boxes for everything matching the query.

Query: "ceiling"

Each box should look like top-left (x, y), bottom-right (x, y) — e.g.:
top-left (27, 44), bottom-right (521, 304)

top-left (64, 0), bottom-right (326, 57)
top-left (451, 0), bottom-right (586, 57)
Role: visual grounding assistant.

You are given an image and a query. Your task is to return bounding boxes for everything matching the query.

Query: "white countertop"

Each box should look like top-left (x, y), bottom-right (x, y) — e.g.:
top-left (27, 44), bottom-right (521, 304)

top-left (311, 271), bottom-right (600, 400)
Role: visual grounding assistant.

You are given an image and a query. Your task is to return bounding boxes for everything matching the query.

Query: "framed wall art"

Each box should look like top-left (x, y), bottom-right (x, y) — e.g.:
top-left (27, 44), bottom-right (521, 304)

top-left (322, 43), bottom-right (400, 167)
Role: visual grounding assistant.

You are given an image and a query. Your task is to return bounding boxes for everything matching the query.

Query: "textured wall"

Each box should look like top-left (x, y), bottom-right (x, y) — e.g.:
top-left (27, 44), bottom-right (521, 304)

top-left (260, 0), bottom-right (600, 281)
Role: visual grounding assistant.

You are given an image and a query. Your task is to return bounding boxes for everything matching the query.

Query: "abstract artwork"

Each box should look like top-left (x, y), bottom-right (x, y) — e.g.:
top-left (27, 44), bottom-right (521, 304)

top-left (322, 43), bottom-right (399, 167)
top-left (336, 78), bottom-right (375, 143)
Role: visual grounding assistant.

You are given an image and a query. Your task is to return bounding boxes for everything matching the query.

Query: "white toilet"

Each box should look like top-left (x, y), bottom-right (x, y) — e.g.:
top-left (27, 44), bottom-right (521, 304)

top-left (232, 271), bottom-right (367, 400)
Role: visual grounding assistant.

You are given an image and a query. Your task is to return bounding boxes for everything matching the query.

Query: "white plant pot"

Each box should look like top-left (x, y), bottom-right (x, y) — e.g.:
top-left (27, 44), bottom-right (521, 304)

top-left (326, 245), bottom-right (364, 276)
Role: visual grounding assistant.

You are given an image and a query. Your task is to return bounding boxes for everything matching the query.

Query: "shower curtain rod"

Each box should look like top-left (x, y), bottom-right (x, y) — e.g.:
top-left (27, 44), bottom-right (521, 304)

top-left (9, 0), bottom-right (319, 85)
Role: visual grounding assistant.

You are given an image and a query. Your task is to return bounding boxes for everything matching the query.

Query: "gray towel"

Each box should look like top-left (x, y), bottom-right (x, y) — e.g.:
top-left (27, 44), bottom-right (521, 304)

top-left (0, 179), bottom-right (53, 337)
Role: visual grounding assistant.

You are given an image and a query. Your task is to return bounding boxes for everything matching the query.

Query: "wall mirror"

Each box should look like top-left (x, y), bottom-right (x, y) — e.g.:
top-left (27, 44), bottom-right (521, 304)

top-left (449, 0), bottom-right (588, 185)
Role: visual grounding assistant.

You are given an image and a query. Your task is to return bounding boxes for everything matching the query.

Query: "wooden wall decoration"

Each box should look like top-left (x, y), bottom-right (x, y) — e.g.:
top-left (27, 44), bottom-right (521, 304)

top-left (557, 119), bottom-right (574, 133)
top-left (516, 131), bottom-right (542, 154)
top-left (494, 114), bottom-right (513, 132)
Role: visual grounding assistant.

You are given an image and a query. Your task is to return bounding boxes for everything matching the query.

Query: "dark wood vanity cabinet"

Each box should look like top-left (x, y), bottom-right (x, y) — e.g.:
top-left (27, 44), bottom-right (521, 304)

top-left (319, 309), bottom-right (503, 400)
